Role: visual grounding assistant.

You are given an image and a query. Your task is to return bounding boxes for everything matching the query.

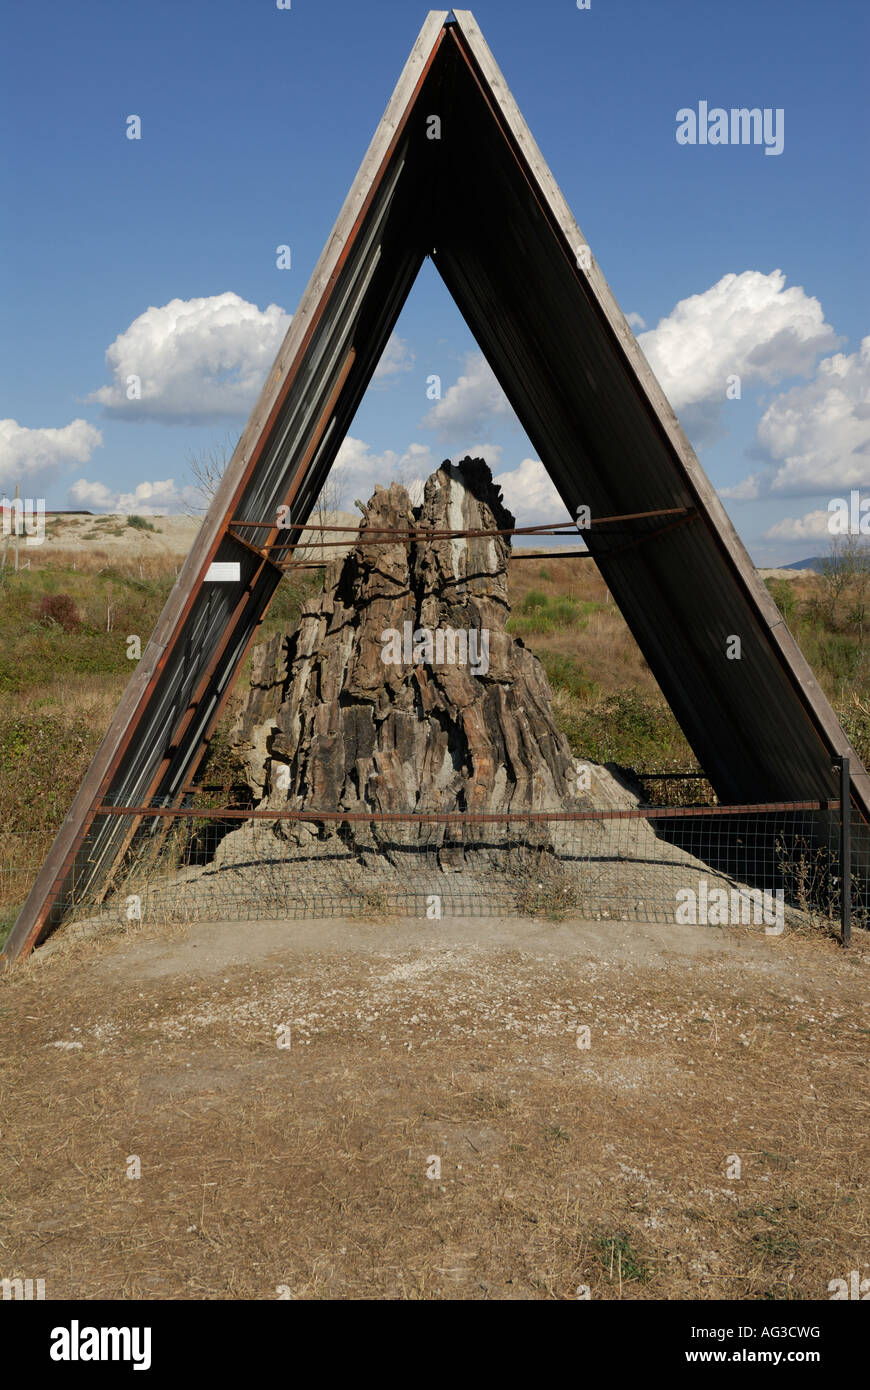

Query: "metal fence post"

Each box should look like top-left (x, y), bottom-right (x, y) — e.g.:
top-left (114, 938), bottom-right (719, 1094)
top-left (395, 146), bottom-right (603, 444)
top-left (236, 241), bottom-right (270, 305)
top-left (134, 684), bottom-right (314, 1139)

top-left (839, 755), bottom-right (852, 947)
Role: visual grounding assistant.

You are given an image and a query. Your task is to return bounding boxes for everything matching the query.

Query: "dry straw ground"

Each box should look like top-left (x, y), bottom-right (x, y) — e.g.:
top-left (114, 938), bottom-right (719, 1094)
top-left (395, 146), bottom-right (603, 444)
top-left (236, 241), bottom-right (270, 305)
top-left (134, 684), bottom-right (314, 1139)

top-left (1, 912), bottom-right (867, 1300)
top-left (2, 527), bottom-right (867, 1300)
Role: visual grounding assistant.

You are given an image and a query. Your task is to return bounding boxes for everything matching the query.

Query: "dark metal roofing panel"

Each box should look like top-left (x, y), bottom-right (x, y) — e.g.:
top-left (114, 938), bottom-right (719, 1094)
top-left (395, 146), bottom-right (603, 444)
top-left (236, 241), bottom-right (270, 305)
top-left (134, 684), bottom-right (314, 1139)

top-left (2, 9), bottom-right (865, 964)
top-left (441, 12), bottom-right (869, 816)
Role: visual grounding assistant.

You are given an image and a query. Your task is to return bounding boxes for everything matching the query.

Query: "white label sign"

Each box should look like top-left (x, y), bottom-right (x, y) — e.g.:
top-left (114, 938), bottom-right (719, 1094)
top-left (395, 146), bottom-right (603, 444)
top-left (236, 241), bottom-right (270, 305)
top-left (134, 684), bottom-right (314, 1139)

top-left (205, 562), bottom-right (241, 582)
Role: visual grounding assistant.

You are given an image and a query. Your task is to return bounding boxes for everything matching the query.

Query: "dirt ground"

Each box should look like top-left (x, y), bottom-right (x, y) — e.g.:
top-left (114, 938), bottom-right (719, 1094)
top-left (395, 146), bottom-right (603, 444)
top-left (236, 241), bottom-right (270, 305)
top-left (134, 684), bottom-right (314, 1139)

top-left (1, 913), bottom-right (867, 1300)
top-left (38, 513), bottom-right (201, 558)
top-left (31, 510), bottom-right (360, 563)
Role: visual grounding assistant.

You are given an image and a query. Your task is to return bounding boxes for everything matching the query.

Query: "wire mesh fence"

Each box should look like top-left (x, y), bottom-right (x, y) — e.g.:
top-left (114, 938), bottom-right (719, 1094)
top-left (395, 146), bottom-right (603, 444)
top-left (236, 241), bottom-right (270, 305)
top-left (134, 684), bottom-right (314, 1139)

top-left (2, 791), bottom-right (857, 944)
top-left (3, 767), bottom-right (867, 951)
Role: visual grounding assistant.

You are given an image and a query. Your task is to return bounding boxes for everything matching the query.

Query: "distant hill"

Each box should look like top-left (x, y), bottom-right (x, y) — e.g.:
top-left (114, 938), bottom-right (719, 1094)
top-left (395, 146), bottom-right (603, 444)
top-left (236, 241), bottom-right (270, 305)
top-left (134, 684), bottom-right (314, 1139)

top-left (783, 557), bottom-right (825, 573)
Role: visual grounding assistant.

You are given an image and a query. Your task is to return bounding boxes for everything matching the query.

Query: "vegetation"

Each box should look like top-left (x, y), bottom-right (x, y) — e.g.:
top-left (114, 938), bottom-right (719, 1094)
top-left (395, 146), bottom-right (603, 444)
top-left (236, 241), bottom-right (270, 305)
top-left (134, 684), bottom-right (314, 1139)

top-left (594, 1232), bottom-right (652, 1284)
top-left (0, 548), bottom-right (322, 943)
top-left (36, 593), bottom-right (81, 632)
top-left (0, 534), bottom-right (868, 947)
top-left (504, 548), bottom-right (870, 779)
top-left (506, 588), bottom-right (601, 636)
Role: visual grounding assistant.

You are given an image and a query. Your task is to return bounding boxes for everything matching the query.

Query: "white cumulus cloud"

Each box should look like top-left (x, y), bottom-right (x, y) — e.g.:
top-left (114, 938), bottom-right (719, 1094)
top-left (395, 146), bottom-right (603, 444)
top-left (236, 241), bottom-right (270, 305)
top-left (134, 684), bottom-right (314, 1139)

top-left (757, 336), bottom-right (870, 495)
top-left (68, 476), bottom-right (201, 514)
top-left (87, 292), bottom-right (291, 422)
top-left (719, 472), bottom-right (765, 501)
top-left (638, 269), bottom-right (839, 443)
top-left (422, 353), bottom-right (513, 440)
top-left (460, 442), bottom-right (503, 470)
top-left (763, 510), bottom-right (834, 542)
top-left (322, 438), bottom-right (558, 524)
top-left (493, 457), bottom-right (565, 526)
top-left (0, 418), bottom-right (102, 491)
top-left (372, 333), bottom-right (415, 381)
top-left (330, 437), bottom-right (442, 510)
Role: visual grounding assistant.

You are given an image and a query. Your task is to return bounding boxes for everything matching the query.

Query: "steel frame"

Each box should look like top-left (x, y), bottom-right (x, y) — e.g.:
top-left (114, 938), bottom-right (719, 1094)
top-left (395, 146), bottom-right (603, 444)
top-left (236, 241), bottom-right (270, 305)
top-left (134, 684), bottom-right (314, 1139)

top-left (3, 9), bottom-right (867, 964)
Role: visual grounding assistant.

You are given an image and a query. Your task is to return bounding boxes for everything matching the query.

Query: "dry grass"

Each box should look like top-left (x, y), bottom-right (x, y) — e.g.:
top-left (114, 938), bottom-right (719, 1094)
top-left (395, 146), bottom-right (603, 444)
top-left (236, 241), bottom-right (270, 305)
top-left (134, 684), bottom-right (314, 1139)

top-left (23, 547), bottom-right (183, 580)
top-left (5, 672), bottom-right (127, 725)
top-left (2, 541), bottom-right (867, 1301)
top-left (1, 916), bottom-right (867, 1300)
top-left (508, 556), bottom-right (686, 751)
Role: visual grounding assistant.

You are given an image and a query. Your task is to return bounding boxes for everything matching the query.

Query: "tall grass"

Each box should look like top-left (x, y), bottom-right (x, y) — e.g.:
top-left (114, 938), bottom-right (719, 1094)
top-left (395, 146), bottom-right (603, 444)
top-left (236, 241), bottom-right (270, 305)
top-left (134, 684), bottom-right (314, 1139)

top-left (0, 548), bottom-right (867, 914)
top-left (507, 588), bottom-right (601, 636)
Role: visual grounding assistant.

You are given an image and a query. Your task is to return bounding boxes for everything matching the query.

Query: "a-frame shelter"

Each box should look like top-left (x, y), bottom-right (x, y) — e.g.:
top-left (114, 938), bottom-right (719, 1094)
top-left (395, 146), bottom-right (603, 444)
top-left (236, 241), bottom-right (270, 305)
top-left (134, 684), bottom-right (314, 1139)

top-left (4, 9), bottom-right (867, 964)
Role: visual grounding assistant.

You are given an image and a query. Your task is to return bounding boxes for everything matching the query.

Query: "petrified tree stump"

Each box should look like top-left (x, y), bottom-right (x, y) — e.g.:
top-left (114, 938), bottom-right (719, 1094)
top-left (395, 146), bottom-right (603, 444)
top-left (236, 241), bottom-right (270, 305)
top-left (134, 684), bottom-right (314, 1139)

top-left (228, 457), bottom-right (594, 868)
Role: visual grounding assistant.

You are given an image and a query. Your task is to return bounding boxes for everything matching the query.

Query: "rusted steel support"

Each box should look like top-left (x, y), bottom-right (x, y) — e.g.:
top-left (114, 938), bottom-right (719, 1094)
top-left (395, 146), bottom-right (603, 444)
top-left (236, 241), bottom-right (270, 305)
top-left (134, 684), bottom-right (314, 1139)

top-left (509, 550), bottom-right (593, 561)
top-left (596, 509), bottom-right (699, 561)
top-left (229, 506), bottom-right (692, 539)
top-left (4, 9), bottom-right (867, 968)
top-left (96, 799), bottom-right (836, 824)
top-left (226, 528), bottom-right (280, 565)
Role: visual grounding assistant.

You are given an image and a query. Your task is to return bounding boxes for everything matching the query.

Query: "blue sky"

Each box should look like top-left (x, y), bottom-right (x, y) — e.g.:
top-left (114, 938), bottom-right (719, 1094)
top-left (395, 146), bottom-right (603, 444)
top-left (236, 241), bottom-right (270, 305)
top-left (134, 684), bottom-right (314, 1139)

top-left (2, 0), bottom-right (867, 563)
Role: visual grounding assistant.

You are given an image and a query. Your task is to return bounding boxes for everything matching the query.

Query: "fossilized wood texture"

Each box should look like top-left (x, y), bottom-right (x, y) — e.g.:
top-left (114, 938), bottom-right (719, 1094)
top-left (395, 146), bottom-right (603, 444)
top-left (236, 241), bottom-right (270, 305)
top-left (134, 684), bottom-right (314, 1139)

top-left (228, 458), bottom-right (595, 862)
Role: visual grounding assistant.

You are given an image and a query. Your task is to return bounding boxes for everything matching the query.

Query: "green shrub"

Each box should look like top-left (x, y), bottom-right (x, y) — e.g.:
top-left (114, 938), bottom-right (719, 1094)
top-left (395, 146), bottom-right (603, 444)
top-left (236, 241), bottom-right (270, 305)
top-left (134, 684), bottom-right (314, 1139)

top-left (0, 712), bottom-right (96, 836)
top-left (508, 590), bottom-right (598, 636)
top-left (127, 515), bottom-right (156, 532)
top-left (838, 700), bottom-right (870, 768)
top-left (541, 652), bottom-right (598, 700)
top-left (522, 588), bottom-right (549, 611)
top-left (0, 903), bottom-right (18, 950)
top-left (765, 577), bottom-right (796, 625)
top-left (561, 690), bottom-right (692, 773)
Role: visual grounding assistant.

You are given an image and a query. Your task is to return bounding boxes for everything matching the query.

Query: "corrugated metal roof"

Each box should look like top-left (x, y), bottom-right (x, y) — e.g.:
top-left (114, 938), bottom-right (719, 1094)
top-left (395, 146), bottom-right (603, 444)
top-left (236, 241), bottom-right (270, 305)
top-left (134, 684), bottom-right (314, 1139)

top-left (3, 9), bottom-right (866, 963)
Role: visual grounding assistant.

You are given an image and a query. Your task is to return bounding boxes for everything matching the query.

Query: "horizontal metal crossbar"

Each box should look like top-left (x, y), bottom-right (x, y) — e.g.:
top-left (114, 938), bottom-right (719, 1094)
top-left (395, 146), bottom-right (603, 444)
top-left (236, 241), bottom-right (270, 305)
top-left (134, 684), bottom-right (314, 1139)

top-left (637, 772), bottom-right (709, 781)
top-left (96, 800), bottom-right (838, 823)
top-left (228, 507), bottom-right (692, 539)
top-left (510, 550), bottom-right (593, 561)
